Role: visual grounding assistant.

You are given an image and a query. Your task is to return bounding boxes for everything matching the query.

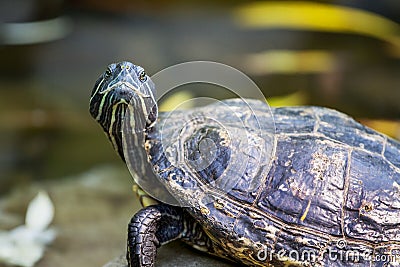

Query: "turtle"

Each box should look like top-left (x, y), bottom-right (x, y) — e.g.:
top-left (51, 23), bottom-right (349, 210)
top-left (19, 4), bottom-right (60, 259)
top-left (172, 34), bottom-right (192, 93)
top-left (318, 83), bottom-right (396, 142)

top-left (89, 61), bottom-right (400, 267)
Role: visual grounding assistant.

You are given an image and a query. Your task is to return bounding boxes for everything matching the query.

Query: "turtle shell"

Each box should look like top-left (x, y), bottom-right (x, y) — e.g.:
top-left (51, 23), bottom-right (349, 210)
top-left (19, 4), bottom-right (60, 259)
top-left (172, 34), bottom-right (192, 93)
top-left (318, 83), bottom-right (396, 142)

top-left (145, 99), bottom-right (400, 266)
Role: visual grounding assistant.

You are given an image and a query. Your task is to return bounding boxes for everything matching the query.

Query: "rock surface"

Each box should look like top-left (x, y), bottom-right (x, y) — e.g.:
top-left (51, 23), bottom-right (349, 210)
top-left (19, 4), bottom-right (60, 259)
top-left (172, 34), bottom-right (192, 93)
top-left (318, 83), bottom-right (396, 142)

top-left (103, 241), bottom-right (235, 267)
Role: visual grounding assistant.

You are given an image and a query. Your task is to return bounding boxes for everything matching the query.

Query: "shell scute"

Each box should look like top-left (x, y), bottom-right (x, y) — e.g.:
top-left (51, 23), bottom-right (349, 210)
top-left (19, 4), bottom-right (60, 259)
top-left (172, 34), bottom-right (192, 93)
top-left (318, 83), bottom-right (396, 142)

top-left (344, 150), bottom-right (400, 242)
top-left (257, 134), bottom-right (349, 236)
top-left (385, 138), bottom-right (400, 168)
top-left (315, 108), bottom-right (386, 155)
top-left (274, 107), bottom-right (316, 134)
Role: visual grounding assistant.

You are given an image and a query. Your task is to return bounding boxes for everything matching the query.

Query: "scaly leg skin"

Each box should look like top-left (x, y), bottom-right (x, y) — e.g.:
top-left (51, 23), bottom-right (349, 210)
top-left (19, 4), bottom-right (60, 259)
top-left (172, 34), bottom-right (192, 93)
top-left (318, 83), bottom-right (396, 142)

top-left (127, 204), bottom-right (184, 267)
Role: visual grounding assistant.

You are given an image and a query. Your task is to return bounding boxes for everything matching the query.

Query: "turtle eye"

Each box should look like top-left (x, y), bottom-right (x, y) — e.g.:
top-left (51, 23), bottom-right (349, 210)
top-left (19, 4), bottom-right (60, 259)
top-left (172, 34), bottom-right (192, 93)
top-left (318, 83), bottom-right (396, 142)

top-left (104, 68), bottom-right (112, 79)
top-left (139, 71), bottom-right (147, 82)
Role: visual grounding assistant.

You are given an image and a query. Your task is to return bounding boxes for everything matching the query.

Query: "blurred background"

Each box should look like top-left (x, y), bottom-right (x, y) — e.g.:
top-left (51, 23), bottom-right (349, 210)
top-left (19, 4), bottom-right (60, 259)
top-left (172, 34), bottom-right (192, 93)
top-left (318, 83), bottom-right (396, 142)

top-left (0, 1), bottom-right (399, 266)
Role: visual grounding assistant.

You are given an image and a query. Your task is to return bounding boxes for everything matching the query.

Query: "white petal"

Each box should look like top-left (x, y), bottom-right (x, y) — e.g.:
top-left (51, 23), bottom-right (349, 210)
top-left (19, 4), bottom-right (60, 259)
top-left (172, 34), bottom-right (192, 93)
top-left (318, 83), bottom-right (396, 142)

top-left (0, 231), bottom-right (44, 267)
top-left (25, 191), bottom-right (54, 231)
top-left (8, 225), bottom-right (56, 245)
top-left (8, 241), bottom-right (44, 267)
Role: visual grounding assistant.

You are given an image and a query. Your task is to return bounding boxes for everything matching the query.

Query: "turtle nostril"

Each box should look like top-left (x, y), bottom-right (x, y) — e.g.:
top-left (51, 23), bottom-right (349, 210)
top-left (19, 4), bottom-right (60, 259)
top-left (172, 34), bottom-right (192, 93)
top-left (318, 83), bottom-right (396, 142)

top-left (120, 62), bottom-right (131, 71)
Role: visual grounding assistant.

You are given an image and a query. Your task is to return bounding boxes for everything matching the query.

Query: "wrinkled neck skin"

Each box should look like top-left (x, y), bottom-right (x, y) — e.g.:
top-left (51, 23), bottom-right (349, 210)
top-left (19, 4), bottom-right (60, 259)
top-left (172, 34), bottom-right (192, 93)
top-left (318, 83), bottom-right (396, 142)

top-left (108, 92), bottom-right (158, 163)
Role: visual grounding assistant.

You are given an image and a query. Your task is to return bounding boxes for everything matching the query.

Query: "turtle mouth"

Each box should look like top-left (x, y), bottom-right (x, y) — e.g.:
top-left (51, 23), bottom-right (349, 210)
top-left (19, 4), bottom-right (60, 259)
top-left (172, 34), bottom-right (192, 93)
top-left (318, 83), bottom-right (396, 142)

top-left (113, 84), bottom-right (136, 104)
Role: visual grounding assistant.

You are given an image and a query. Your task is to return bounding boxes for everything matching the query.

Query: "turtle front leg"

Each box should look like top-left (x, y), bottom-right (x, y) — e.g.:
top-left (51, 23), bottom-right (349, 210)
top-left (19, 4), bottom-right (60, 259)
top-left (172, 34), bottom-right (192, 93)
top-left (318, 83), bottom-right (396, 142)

top-left (127, 204), bottom-right (184, 267)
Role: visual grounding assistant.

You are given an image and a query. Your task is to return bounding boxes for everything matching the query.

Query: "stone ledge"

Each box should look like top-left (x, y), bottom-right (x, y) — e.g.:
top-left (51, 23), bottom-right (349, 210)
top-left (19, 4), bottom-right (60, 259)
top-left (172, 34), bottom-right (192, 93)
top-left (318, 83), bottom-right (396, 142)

top-left (103, 240), bottom-right (236, 267)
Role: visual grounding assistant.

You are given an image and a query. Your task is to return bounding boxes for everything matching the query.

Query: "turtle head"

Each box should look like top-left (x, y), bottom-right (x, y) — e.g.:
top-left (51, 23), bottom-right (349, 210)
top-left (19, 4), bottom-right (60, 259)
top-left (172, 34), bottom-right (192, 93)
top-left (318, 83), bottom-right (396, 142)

top-left (89, 61), bottom-right (158, 160)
